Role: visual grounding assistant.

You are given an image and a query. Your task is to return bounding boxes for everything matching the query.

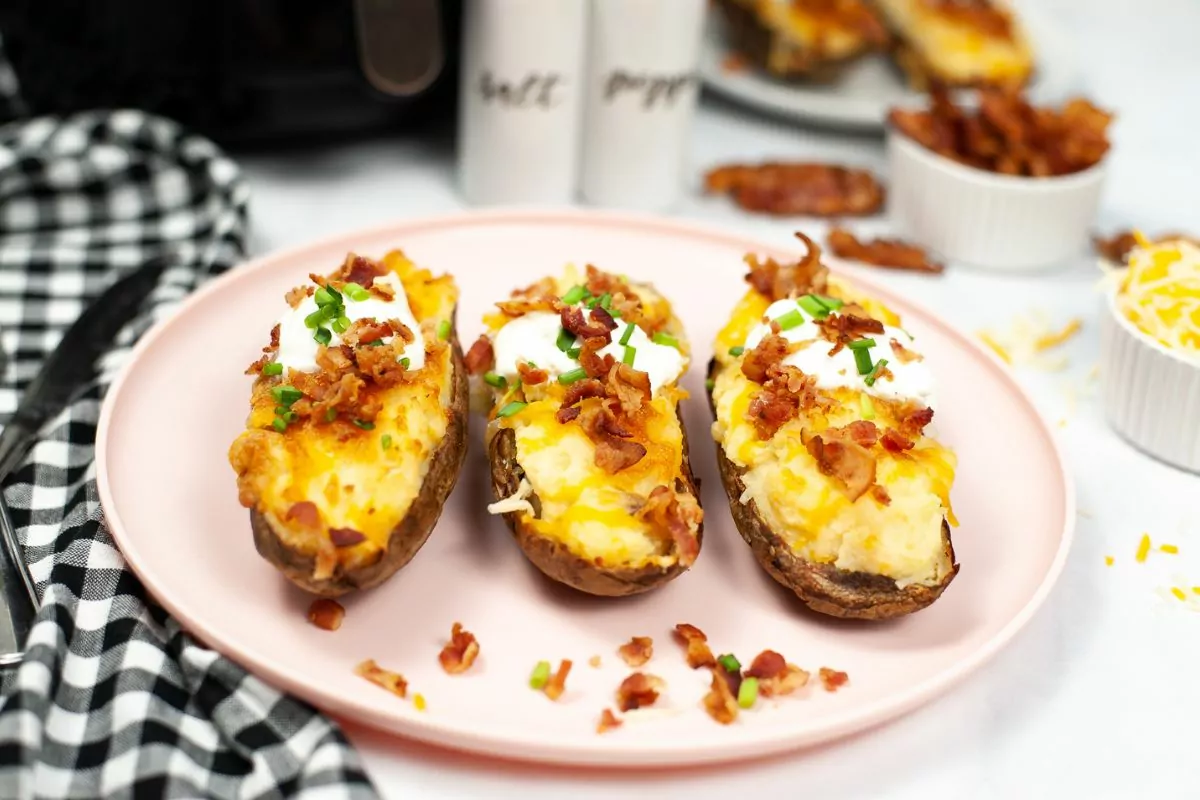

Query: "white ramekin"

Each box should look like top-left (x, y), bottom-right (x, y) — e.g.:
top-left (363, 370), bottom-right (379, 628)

top-left (886, 129), bottom-right (1108, 271)
top-left (1100, 288), bottom-right (1200, 473)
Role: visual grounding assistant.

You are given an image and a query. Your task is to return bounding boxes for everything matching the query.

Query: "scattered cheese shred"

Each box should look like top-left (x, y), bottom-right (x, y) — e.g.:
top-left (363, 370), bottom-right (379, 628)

top-left (1160, 544), bottom-right (1180, 554)
top-left (1193, 587), bottom-right (1200, 595)
top-left (1113, 238), bottom-right (1200, 357)
top-left (1035, 319), bottom-right (1083, 352)
top-left (1136, 533), bottom-right (1152, 563)
top-left (1104, 555), bottom-right (1114, 567)
top-left (413, 693), bottom-right (427, 711)
top-left (1171, 587), bottom-right (1188, 601)
top-left (976, 312), bottom-right (1080, 371)
top-left (977, 331), bottom-right (1012, 364)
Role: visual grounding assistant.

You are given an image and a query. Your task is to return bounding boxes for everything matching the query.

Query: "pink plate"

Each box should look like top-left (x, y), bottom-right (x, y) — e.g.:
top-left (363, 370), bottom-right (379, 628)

top-left (96, 210), bottom-right (1074, 766)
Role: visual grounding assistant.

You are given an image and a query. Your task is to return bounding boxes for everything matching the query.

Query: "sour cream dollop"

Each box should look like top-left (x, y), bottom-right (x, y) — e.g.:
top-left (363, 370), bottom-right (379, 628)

top-left (275, 273), bottom-right (425, 373)
top-left (492, 309), bottom-right (685, 394)
top-left (743, 299), bottom-right (936, 408)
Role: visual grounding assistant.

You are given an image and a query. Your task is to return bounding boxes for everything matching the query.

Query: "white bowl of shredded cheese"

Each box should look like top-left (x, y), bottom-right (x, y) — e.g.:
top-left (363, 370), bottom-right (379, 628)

top-left (1100, 236), bottom-right (1200, 473)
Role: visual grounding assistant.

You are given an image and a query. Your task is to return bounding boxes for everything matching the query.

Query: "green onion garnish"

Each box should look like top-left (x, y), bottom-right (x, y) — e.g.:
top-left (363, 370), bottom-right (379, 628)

top-left (262, 362), bottom-right (283, 376)
top-left (738, 677), bottom-right (759, 709)
top-left (815, 294), bottom-right (844, 311)
top-left (566, 347), bottom-right (581, 360)
top-left (556, 327), bottom-right (575, 353)
top-left (599, 293), bottom-right (613, 310)
top-left (314, 287), bottom-right (336, 307)
top-left (529, 660), bottom-right (551, 689)
top-left (619, 323), bottom-right (636, 346)
top-left (320, 303), bottom-right (339, 320)
top-left (437, 319), bottom-right (451, 340)
top-left (846, 338), bottom-right (876, 351)
top-left (353, 419), bottom-right (375, 430)
top-left (399, 357), bottom-right (411, 369)
top-left (652, 332), bottom-right (680, 349)
top-left (274, 405), bottom-right (290, 416)
top-left (343, 282), bottom-right (370, 301)
top-left (281, 410), bottom-right (298, 423)
top-left (272, 417), bottom-right (287, 432)
top-left (325, 407), bottom-right (337, 422)
top-left (705, 378), bottom-right (715, 391)
top-left (497, 401), bottom-right (527, 418)
top-left (381, 434), bottom-right (392, 450)
top-left (271, 386), bottom-right (303, 405)
top-left (483, 371), bottom-right (507, 388)
top-left (331, 316), bottom-right (350, 334)
top-left (313, 327), bottom-right (332, 346)
top-left (561, 285), bottom-right (587, 305)
top-left (864, 358), bottom-right (889, 387)
top-left (718, 654), bottom-right (741, 673)
top-left (860, 394), bottom-right (876, 420)
top-left (775, 309), bottom-right (805, 331)
top-left (558, 367), bottom-right (588, 385)
top-left (304, 309), bottom-right (326, 328)
top-left (853, 347), bottom-right (873, 375)
top-left (367, 339), bottom-right (385, 347)
top-left (622, 345), bottom-right (636, 366)
top-left (797, 295), bottom-right (827, 318)
top-left (728, 346), bottom-right (745, 357)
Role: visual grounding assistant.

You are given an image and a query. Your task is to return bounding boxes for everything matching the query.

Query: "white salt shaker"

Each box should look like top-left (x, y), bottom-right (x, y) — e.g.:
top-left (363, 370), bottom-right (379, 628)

top-left (579, 0), bottom-right (707, 211)
top-left (457, 0), bottom-right (588, 206)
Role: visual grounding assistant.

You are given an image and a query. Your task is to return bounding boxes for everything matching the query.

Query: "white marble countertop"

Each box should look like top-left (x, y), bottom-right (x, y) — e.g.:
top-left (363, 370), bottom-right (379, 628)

top-left (237, 1), bottom-right (1199, 796)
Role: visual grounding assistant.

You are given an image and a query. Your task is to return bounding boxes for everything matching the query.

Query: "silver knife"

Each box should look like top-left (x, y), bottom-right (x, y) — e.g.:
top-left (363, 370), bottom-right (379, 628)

top-left (0, 258), bottom-right (168, 667)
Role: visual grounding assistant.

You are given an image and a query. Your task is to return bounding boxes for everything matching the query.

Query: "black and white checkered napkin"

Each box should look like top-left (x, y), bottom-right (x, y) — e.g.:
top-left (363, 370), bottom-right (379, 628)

top-left (0, 49), bottom-right (377, 799)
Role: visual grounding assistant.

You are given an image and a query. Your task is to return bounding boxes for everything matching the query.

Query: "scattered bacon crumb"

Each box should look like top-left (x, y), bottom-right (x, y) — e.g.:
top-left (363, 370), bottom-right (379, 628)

top-left (464, 335), bottom-right (495, 375)
top-left (286, 501), bottom-right (321, 529)
top-left (616, 672), bottom-right (665, 712)
top-left (673, 624), bottom-right (716, 669)
top-left (354, 659), bottom-right (407, 698)
top-left (721, 51), bottom-right (748, 74)
top-left (871, 484), bottom-right (892, 505)
top-left (589, 655), bottom-right (602, 668)
top-left (517, 361), bottom-right (549, 386)
top-left (804, 430), bottom-right (876, 501)
top-left (306, 599), bottom-right (345, 631)
top-left (543, 659), bottom-right (573, 701)
top-left (819, 668), bottom-right (849, 692)
top-left (285, 285), bottom-right (313, 308)
top-left (880, 428), bottom-right (915, 453)
top-left (597, 708), bottom-right (623, 734)
top-left (744, 232), bottom-right (829, 301)
top-left (437, 622), bottom-right (480, 675)
top-left (561, 305), bottom-right (618, 342)
top-left (746, 650), bottom-right (810, 697)
top-left (827, 227), bottom-right (944, 274)
top-left (329, 527), bottom-right (366, 547)
top-left (705, 162), bottom-right (885, 217)
top-left (890, 338), bottom-right (923, 363)
top-left (639, 487), bottom-right (702, 566)
top-left (703, 668), bottom-right (739, 725)
top-left (746, 365), bottom-right (822, 440)
top-left (618, 636), bottom-right (654, 667)
top-left (816, 311), bottom-right (886, 356)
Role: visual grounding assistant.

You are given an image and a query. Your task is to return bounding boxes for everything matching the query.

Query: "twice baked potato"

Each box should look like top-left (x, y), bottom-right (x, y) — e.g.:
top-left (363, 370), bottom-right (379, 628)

top-left (468, 265), bottom-right (703, 596)
top-left (708, 234), bottom-right (958, 619)
top-left (228, 251), bottom-right (467, 597)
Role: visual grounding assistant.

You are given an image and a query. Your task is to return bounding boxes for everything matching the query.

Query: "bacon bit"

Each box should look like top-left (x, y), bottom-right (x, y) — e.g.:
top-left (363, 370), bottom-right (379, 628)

top-left (543, 659), bottom-right (573, 701)
top-left (343, 318), bottom-right (412, 348)
top-left (616, 672), bottom-right (665, 712)
top-left (816, 312), bottom-right (886, 356)
top-left (804, 431), bottom-right (876, 501)
top-left (329, 527), bottom-right (366, 547)
top-left (705, 163), bottom-right (886, 217)
top-left (703, 668), bottom-right (739, 725)
top-left (746, 650), bottom-right (811, 698)
top-left (747, 366), bottom-right (821, 440)
top-left (306, 598), bottom-right (345, 631)
top-left (285, 285), bottom-right (313, 308)
top-left (556, 405), bottom-right (582, 424)
top-left (828, 420), bottom-right (879, 448)
top-left (721, 51), bottom-right (748, 73)
top-left (584, 265), bottom-right (635, 300)
top-left (597, 708), bottom-right (623, 734)
top-left (286, 501), bottom-right (321, 529)
top-left (577, 336), bottom-right (615, 379)
top-left (580, 403), bottom-right (647, 473)
top-left (1094, 230), bottom-right (1200, 263)
top-left (618, 636), bottom-right (654, 668)
top-left (437, 622), bottom-right (480, 675)
top-left (871, 484), bottom-right (892, 505)
top-left (559, 377), bottom-right (605, 416)
top-left (673, 624), bottom-right (716, 669)
top-left (827, 227), bottom-right (944, 274)
top-left (517, 361), bottom-right (549, 385)
top-left (561, 305), bottom-right (618, 342)
top-left (819, 668), bottom-right (849, 692)
top-left (744, 233), bottom-right (830, 301)
top-left (880, 428), bottom-right (914, 453)
top-left (606, 363), bottom-right (651, 415)
top-left (464, 335), bottom-right (495, 375)
top-left (890, 338), bottom-right (923, 364)
top-left (589, 655), bottom-right (602, 668)
top-left (741, 334), bottom-right (795, 383)
top-left (496, 296), bottom-right (558, 318)
top-left (354, 659), bottom-right (407, 698)
top-left (639, 486), bottom-right (702, 566)
top-left (336, 254), bottom-right (384, 288)
top-left (1135, 533), bottom-right (1152, 563)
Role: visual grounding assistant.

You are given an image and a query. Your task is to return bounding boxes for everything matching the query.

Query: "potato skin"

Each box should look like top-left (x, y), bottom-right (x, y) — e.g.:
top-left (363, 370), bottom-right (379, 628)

top-left (487, 407), bottom-right (703, 597)
top-left (250, 328), bottom-right (469, 598)
top-left (706, 359), bottom-right (957, 620)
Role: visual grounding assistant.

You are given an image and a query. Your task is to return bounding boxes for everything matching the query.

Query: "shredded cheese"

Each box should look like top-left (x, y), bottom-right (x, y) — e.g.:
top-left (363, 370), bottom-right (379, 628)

top-left (1136, 533), bottom-right (1152, 563)
top-left (1160, 544), bottom-right (1180, 554)
top-left (976, 312), bottom-right (1081, 371)
top-left (1171, 587), bottom-right (1188, 601)
top-left (413, 693), bottom-right (427, 711)
top-left (1113, 238), bottom-right (1200, 358)
top-left (486, 478), bottom-right (536, 516)
top-left (1104, 555), bottom-right (1114, 567)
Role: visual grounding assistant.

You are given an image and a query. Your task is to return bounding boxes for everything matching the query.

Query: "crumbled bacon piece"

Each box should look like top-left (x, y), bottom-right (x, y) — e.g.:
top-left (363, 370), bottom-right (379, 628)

top-left (286, 501), bottom-right (321, 529)
top-left (744, 232), bottom-right (830, 301)
top-left (827, 420), bottom-right (879, 449)
top-left (616, 672), bottom-right (665, 712)
top-left (819, 667), bottom-right (849, 692)
top-left (890, 338), bottom-right (923, 364)
top-left (517, 362), bottom-right (549, 385)
top-left (880, 428), bottom-right (915, 453)
top-left (496, 296), bottom-right (558, 317)
top-left (896, 404), bottom-right (935, 440)
top-left (437, 622), bottom-right (480, 675)
top-left (673, 623), bottom-right (716, 669)
top-left (556, 405), bottom-right (581, 424)
top-left (338, 254), bottom-right (384, 288)
top-left (597, 708), bottom-right (623, 734)
top-left (871, 484), bottom-right (892, 505)
top-left (354, 659), bottom-right (407, 698)
top-left (606, 363), bottom-right (650, 415)
top-left (705, 162), bottom-right (886, 217)
top-left (703, 668), bottom-right (739, 725)
top-left (618, 636), bottom-right (654, 667)
top-left (827, 228), bottom-right (944, 274)
top-left (745, 650), bottom-right (810, 697)
top-left (307, 599), bottom-right (345, 631)
top-left (804, 430), bottom-right (877, 501)
top-left (561, 305), bottom-right (618, 342)
top-left (285, 285), bottom-right (313, 308)
top-left (316, 344), bottom-right (354, 374)
top-left (560, 378), bottom-right (605, 412)
top-left (816, 312), bottom-right (886, 356)
top-left (464, 336), bottom-right (494, 375)
top-left (577, 336), bottom-right (615, 379)
top-left (329, 527), bottom-right (366, 547)
top-left (639, 486), bottom-right (702, 566)
top-left (580, 403), bottom-right (647, 473)
top-left (1092, 231), bottom-right (1200, 264)
top-left (741, 334), bottom-right (795, 383)
top-left (747, 366), bottom-right (820, 440)
top-left (543, 659), bottom-right (573, 701)
top-left (343, 318), bottom-right (412, 348)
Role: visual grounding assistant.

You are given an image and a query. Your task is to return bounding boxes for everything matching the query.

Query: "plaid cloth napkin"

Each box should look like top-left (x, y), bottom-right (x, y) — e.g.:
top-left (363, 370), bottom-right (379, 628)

top-left (0, 48), bottom-right (377, 799)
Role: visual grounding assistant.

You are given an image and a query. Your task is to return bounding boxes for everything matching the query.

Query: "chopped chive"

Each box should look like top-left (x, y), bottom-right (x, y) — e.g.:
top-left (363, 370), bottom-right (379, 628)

top-left (529, 660), bottom-right (551, 689)
top-left (561, 285), bottom-right (587, 305)
top-left (353, 419), bottom-right (375, 430)
top-left (262, 362), bottom-right (283, 376)
top-left (320, 303), bottom-right (339, 320)
top-left (622, 345), bottom-right (636, 366)
top-left (609, 306), bottom-right (622, 319)
top-left (853, 347), bottom-right (873, 375)
top-left (815, 294), bottom-right (844, 311)
top-left (556, 327), bottom-right (575, 352)
top-left (566, 346), bottom-right (581, 360)
top-left (281, 410), bottom-right (298, 423)
top-left (437, 319), bottom-right (451, 340)
top-left (272, 417), bottom-right (288, 432)
top-left (313, 326), bottom-right (332, 346)
top-left (343, 282), bottom-right (370, 301)
top-left (775, 309), bottom-right (805, 331)
top-left (325, 407), bottom-right (338, 422)
top-left (718, 654), bottom-right (741, 673)
top-left (705, 378), bottom-right (715, 391)
top-left (381, 434), bottom-right (392, 450)
top-left (483, 371), bottom-right (508, 388)
top-left (738, 676), bottom-right (759, 709)
top-left (861, 394), bottom-right (876, 420)
top-left (366, 339), bottom-right (385, 347)
top-left (313, 287), bottom-right (336, 307)
top-left (271, 386), bottom-right (303, 405)
top-left (399, 357), bottom-right (411, 369)
top-left (325, 283), bottom-right (342, 300)
top-left (331, 316), bottom-right (350, 334)
top-left (497, 401), bottom-right (527, 418)
top-left (619, 322), bottom-right (636, 346)
top-left (652, 332), bottom-right (680, 349)
top-left (797, 295), bottom-right (827, 318)
top-left (304, 309), bottom-right (326, 328)
top-left (599, 293), bottom-right (613, 310)
top-left (864, 358), bottom-right (889, 387)
top-left (728, 346), bottom-right (745, 357)
top-left (585, 294), bottom-right (600, 309)
top-left (846, 338), bottom-right (877, 351)
top-left (558, 367), bottom-right (588, 385)
top-left (274, 405), bottom-right (290, 416)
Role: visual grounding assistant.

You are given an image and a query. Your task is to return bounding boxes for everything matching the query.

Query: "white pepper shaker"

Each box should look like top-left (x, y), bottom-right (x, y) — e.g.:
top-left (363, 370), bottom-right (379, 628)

top-left (579, 0), bottom-right (707, 211)
top-left (457, 0), bottom-right (588, 206)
